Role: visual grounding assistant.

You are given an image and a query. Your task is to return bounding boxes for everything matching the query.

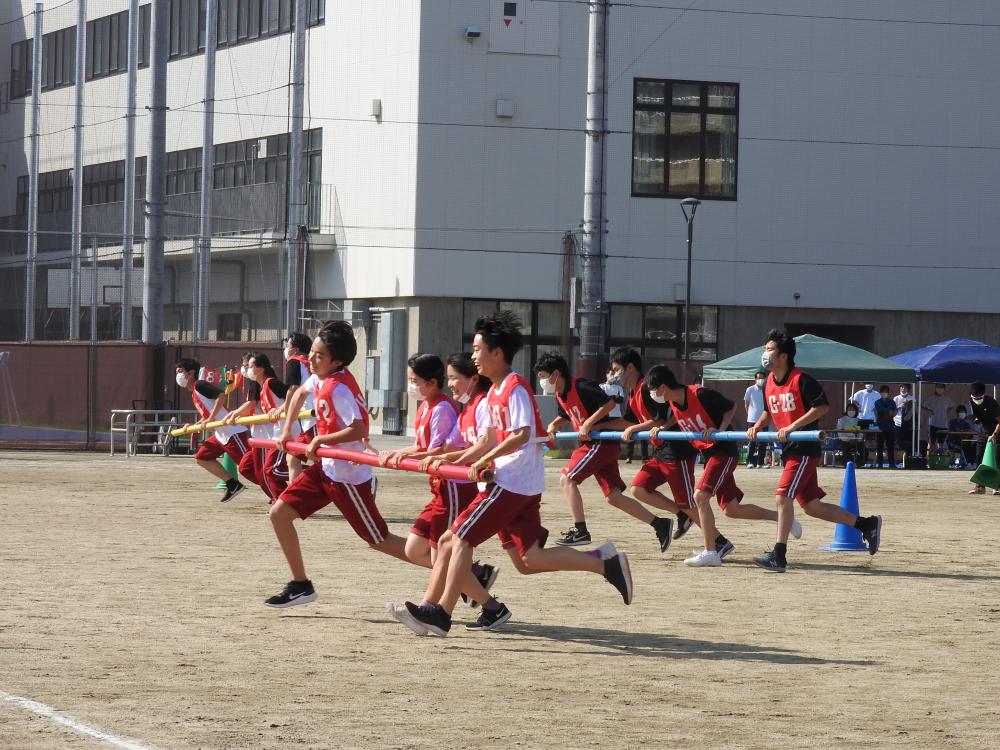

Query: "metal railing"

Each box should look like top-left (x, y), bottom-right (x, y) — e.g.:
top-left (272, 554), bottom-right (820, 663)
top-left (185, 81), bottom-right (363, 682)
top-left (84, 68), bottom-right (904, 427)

top-left (109, 408), bottom-right (198, 456)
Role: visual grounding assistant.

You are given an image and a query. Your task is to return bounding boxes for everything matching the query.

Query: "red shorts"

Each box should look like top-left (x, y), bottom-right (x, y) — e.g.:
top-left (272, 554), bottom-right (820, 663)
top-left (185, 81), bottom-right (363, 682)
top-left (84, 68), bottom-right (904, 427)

top-left (631, 456), bottom-right (695, 509)
top-left (194, 431), bottom-right (249, 464)
top-left (261, 447), bottom-right (289, 502)
top-left (777, 456), bottom-right (826, 507)
top-left (278, 463), bottom-right (387, 544)
top-left (295, 427), bottom-right (316, 444)
top-left (237, 446), bottom-right (264, 486)
top-left (562, 441), bottom-right (625, 496)
top-left (697, 453), bottom-right (744, 509)
top-left (410, 479), bottom-right (479, 547)
top-left (452, 484), bottom-right (549, 557)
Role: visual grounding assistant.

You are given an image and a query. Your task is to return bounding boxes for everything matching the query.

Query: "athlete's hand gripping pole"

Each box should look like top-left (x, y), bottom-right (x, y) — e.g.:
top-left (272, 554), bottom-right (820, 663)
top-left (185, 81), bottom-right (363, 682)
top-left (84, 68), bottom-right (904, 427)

top-left (171, 409), bottom-right (315, 437)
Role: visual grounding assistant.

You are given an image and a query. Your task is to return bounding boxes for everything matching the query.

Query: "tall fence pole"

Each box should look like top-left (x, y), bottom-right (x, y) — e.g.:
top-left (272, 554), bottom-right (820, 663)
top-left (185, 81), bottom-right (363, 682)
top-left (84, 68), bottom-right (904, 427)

top-left (284, 0), bottom-right (307, 333)
top-left (90, 237), bottom-right (99, 343)
top-left (196, 0), bottom-right (218, 343)
top-left (142, 0), bottom-right (168, 344)
top-left (120, 0), bottom-right (140, 340)
top-left (69, 0), bottom-right (87, 340)
top-left (24, 2), bottom-right (43, 342)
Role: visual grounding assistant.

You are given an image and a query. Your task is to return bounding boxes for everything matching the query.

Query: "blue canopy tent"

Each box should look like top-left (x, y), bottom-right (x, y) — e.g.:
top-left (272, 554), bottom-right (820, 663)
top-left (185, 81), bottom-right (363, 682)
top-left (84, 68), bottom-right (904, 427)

top-left (889, 338), bottom-right (1000, 455)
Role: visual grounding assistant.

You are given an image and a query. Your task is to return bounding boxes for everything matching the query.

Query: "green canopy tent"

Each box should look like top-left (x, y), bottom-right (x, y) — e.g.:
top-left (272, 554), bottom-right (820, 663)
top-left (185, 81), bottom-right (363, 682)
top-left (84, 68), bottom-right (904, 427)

top-left (703, 334), bottom-right (916, 383)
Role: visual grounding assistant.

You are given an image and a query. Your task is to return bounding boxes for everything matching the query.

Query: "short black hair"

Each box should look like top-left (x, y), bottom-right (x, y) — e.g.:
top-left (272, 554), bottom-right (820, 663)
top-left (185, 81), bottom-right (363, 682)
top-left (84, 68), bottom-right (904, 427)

top-left (971, 382), bottom-right (986, 397)
top-left (286, 332), bottom-right (312, 355)
top-left (755, 370), bottom-right (766, 378)
top-left (765, 328), bottom-right (796, 367)
top-left (317, 320), bottom-right (357, 366)
top-left (645, 364), bottom-right (682, 390)
top-left (408, 353), bottom-right (445, 389)
top-left (610, 346), bottom-right (642, 373)
top-left (880, 385), bottom-right (890, 394)
top-left (447, 352), bottom-right (491, 393)
top-left (247, 352), bottom-right (277, 380)
top-left (474, 309), bottom-right (523, 364)
top-left (176, 357), bottom-right (200, 374)
top-left (534, 351), bottom-right (571, 381)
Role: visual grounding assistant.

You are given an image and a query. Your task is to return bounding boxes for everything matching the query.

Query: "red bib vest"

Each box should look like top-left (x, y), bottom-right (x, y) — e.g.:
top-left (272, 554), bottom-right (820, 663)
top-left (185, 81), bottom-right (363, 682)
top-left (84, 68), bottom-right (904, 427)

top-left (415, 395), bottom-right (458, 451)
top-left (487, 373), bottom-right (549, 444)
top-left (259, 377), bottom-right (285, 413)
top-left (459, 391), bottom-right (488, 446)
top-left (315, 368), bottom-right (369, 436)
top-left (765, 368), bottom-right (808, 429)
top-left (628, 376), bottom-right (653, 423)
top-left (556, 377), bottom-right (593, 430)
top-left (670, 385), bottom-right (718, 451)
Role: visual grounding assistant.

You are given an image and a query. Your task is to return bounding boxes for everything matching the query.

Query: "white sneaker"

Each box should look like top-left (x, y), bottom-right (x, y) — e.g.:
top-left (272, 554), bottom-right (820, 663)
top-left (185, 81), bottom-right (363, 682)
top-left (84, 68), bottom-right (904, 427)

top-left (684, 549), bottom-right (722, 567)
top-left (386, 602), bottom-right (428, 636)
top-left (790, 518), bottom-right (803, 539)
top-left (596, 540), bottom-right (618, 560)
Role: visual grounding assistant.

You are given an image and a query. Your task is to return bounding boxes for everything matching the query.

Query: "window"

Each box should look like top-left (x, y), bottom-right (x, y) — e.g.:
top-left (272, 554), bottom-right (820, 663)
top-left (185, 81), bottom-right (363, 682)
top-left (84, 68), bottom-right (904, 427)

top-left (166, 148), bottom-right (202, 195)
top-left (169, 0), bottom-right (206, 59)
top-left (632, 79), bottom-right (738, 200)
top-left (608, 303), bottom-right (719, 362)
top-left (86, 5), bottom-right (150, 80)
top-left (16, 170), bottom-right (73, 214)
top-left (10, 40), bottom-right (32, 99)
top-left (83, 157), bottom-right (147, 206)
top-left (212, 128), bottom-right (321, 189)
top-left (218, 0), bottom-right (324, 49)
top-left (42, 27), bottom-right (75, 91)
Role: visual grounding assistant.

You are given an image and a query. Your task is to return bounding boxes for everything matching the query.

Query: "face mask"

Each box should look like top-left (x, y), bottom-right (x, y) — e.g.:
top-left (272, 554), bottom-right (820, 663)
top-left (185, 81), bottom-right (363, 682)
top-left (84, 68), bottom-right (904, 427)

top-left (175, 373), bottom-right (190, 388)
top-left (283, 348), bottom-right (293, 361)
top-left (755, 378), bottom-right (765, 387)
top-left (607, 372), bottom-right (621, 385)
top-left (407, 383), bottom-right (422, 400)
top-left (456, 392), bottom-right (471, 405)
top-left (239, 366), bottom-right (248, 377)
top-left (649, 390), bottom-right (667, 404)
top-left (538, 377), bottom-right (556, 396)
top-left (972, 396), bottom-right (985, 405)
top-left (847, 410), bottom-right (857, 417)
top-left (760, 351), bottom-right (773, 370)
top-left (246, 367), bottom-right (258, 381)
top-left (865, 384), bottom-right (874, 391)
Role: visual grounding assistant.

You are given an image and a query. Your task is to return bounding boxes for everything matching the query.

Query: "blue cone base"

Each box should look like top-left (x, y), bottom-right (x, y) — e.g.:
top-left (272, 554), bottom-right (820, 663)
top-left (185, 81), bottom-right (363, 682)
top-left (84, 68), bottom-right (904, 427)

top-left (820, 460), bottom-right (869, 552)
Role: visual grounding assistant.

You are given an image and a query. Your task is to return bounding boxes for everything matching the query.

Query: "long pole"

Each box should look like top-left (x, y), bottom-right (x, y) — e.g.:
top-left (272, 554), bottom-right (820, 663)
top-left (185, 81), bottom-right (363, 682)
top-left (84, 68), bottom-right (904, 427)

top-left (196, 0), bottom-right (219, 343)
top-left (24, 2), bottom-right (43, 342)
top-left (142, 0), bottom-right (169, 344)
top-left (120, 0), bottom-right (140, 340)
top-left (90, 237), bottom-right (99, 343)
top-left (69, 0), bottom-right (87, 340)
top-left (684, 216), bottom-right (693, 364)
top-left (578, 0), bottom-right (609, 370)
top-left (284, 0), bottom-right (307, 333)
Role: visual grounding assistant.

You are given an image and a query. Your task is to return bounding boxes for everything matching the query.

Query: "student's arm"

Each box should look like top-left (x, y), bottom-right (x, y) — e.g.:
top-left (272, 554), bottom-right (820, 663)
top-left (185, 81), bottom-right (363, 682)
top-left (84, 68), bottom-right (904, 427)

top-left (276, 386), bottom-right (310, 444)
top-left (776, 404), bottom-right (828, 442)
top-left (306, 419), bottom-right (366, 462)
top-left (222, 399), bottom-right (257, 424)
top-left (747, 410), bottom-right (772, 441)
top-left (468, 426), bottom-right (531, 480)
top-left (546, 415), bottom-right (569, 439)
top-left (578, 400), bottom-right (617, 439)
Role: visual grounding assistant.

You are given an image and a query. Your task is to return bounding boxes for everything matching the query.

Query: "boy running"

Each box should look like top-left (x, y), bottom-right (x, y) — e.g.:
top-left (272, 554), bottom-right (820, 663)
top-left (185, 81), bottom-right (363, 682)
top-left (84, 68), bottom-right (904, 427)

top-left (749, 329), bottom-right (882, 572)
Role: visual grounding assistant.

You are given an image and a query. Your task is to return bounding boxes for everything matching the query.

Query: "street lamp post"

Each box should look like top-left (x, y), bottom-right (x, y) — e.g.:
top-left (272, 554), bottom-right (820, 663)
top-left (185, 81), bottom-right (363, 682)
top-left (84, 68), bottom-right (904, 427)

top-left (679, 197), bottom-right (701, 372)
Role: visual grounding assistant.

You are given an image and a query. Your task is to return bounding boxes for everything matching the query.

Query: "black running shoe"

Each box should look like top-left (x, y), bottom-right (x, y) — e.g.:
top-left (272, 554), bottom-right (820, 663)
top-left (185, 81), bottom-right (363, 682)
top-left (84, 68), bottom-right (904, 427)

top-left (404, 601), bottom-right (451, 637)
top-left (603, 552), bottom-right (633, 605)
top-left (221, 480), bottom-right (246, 503)
top-left (716, 538), bottom-right (735, 560)
top-left (555, 527), bottom-right (591, 546)
top-left (654, 517), bottom-right (674, 553)
top-left (264, 579), bottom-right (317, 608)
top-left (752, 550), bottom-right (787, 573)
top-left (673, 511), bottom-right (693, 540)
top-left (861, 515), bottom-right (882, 556)
top-left (465, 602), bottom-right (512, 631)
top-left (462, 561), bottom-right (500, 608)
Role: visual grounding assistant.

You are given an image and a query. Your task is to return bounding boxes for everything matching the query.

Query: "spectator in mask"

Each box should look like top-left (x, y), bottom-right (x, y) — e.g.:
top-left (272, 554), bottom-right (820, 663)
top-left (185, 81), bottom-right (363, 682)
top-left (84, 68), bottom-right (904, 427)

top-left (743, 370), bottom-right (767, 467)
top-left (921, 383), bottom-right (953, 447)
top-left (872, 386), bottom-right (898, 469)
top-left (852, 382), bottom-right (880, 465)
top-left (894, 384), bottom-right (915, 459)
top-left (948, 406), bottom-right (978, 468)
top-left (836, 405), bottom-right (863, 465)
top-left (969, 382), bottom-right (1000, 494)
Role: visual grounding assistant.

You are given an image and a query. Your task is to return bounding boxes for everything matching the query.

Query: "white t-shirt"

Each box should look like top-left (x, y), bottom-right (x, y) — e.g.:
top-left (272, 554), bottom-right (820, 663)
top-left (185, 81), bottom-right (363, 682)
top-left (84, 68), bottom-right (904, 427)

top-left (893, 394), bottom-right (914, 427)
top-left (599, 382), bottom-right (625, 418)
top-left (320, 381), bottom-right (372, 486)
top-left (744, 384), bottom-right (765, 422)
top-left (852, 389), bottom-right (881, 421)
top-left (296, 373), bottom-right (319, 432)
top-left (923, 394), bottom-right (953, 429)
top-left (492, 379), bottom-right (546, 496)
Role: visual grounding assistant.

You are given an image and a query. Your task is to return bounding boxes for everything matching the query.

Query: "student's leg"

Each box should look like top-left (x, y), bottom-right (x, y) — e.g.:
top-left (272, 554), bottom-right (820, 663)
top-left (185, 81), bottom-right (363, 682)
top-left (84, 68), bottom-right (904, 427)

top-left (723, 498), bottom-right (778, 522)
top-left (269, 500), bottom-right (308, 580)
top-left (404, 533), bottom-right (433, 568)
top-left (561, 443), bottom-right (603, 526)
top-left (267, 462), bottom-right (331, 583)
top-left (692, 489), bottom-right (719, 550)
top-left (194, 437), bottom-right (233, 480)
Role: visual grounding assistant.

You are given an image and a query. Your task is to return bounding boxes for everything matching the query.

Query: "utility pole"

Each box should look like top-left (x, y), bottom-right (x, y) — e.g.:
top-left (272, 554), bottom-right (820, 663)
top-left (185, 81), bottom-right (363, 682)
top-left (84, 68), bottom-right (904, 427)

top-left (121, 0), bottom-right (140, 340)
top-left (578, 0), bottom-right (609, 377)
top-left (284, 0), bottom-right (307, 334)
top-left (196, 0), bottom-right (219, 343)
top-left (24, 2), bottom-right (43, 341)
top-left (69, 0), bottom-right (86, 340)
top-left (142, 0), bottom-right (168, 344)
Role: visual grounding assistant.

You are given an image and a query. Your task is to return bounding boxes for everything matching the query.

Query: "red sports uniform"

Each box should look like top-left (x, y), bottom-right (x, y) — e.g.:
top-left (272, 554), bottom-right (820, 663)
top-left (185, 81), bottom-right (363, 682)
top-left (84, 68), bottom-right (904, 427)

top-left (558, 377), bottom-right (625, 496)
top-left (409, 395), bottom-right (479, 548)
top-left (670, 385), bottom-right (744, 509)
top-left (190, 380), bottom-right (250, 464)
top-left (629, 377), bottom-right (698, 507)
top-left (277, 369), bottom-right (388, 543)
top-left (285, 354), bottom-right (317, 443)
top-left (765, 368), bottom-right (828, 506)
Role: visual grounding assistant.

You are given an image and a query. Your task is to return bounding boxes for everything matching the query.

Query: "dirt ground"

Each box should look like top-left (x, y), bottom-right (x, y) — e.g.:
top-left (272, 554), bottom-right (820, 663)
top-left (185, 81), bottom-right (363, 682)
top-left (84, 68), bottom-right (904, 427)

top-left (1, 448), bottom-right (999, 750)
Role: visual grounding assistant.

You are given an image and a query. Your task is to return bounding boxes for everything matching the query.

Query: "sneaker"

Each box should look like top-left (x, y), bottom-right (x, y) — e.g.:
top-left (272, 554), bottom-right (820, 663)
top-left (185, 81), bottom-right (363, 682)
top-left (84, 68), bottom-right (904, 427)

top-left (861, 515), bottom-right (882, 556)
top-left (746, 464), bottom-right (757, 469)
top-left (993, 489), bottom-right (1000, 496)
top-left (969, 486), bottom-right (986, 495)
top-left (603, 552), bottom-right (633, 604)
top-left (752, 549), bottom-right (787, 572)
top-left (684, 549), bottom-right (722, 567)
top-left (463, 561), bottom-right (499, 609)
top-left (264, 579), bottom-right (317, 608)
top-left (387, 602), bottom-right (428, 636)
top-left (790, 518), bottom-right (803, 540)
top-left (715, 539), bottom-right (735, 561)
top-left (404, 601), bottom-right (451, 637)
top-left (654, 518), bottom-right (674, 553)
top-left (220, 480), bottom-right (246, 503)
top-left (595, 540), bottom-right (618, 560)
top-left (673, 511), bottom-right (694, 540)
top-left (555, 527), bottom-right (591, 546)
top-left (465, 602), bottom-right (512, 631)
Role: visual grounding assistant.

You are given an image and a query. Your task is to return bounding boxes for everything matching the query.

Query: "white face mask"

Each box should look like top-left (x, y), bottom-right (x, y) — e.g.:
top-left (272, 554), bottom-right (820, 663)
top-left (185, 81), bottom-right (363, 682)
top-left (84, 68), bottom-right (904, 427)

top-left (538, 377), bottom-right (557, 395)
top-left (283, 348), bottom-right (293, 361)
top-left (607, 372), bottom-right (621, 385)
top-left (972, 396), bottom-right (985, 405)
top-left (649, 389), bottom-right (667, 404)
top-left (246, 367), bottom-right (258, 381)
top-left (847, 410), bottom-right (857, 418)
top-left (175, 372), bottom-right (190, 388)
top-left (407, 382), bottom-right (422, 401)
top-left (456, 392), bottom-right (471, 405)
top-left (239, 366), bottom-right (248, 377)
top-left (760, 351), bottom-right (772, 370)
top-left (865, 384), bottom-right (874, 391)
top-left (755, 378), bottom-right (765, 387)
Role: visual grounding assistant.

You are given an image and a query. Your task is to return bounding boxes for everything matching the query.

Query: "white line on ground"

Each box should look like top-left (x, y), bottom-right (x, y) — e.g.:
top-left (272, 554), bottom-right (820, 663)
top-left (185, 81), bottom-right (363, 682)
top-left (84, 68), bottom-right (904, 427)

top-left (0, 690), bottom-right (155, 750)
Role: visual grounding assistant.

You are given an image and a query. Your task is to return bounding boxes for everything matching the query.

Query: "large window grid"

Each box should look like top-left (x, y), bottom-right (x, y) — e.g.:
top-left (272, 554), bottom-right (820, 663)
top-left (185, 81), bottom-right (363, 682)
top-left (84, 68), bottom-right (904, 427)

top-left (42, 27), bottom-right (75, 91)
top-left (608, 303), bottom-right (719, 362)
top-left (83, 157), bottom-right (147, 206)
top-left (10, 40), bottom-right (32, 99)
top-left (16, 171), bottom-right (73, 215)
top-left (632, 79), bottom-right (739, 200)
top-left (87, 5), bottom-right (151, 81)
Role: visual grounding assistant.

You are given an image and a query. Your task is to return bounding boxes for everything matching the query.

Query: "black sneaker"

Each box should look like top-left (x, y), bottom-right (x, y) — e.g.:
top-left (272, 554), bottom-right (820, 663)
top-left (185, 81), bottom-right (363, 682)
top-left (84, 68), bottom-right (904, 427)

top-left (653, 517), bottom-right (674, 553)
top-left (462, 561), bottom-right (500, 608)
top-left (673, 511), bottom-right (693, 540)
top-left (465, 601), bottom-right (512, 631)
top-left (404, 601), bottom-right (451, 637)
top-left (716, 538), bottom-right (735, 560)
top-left (220, 480), bottom-right (246, 503)
top-left (861, 515), bottom-right (882, 556)
top-left (603, 552), bottom-right (633, 605)
top-left (752, 550), bottom-right (787, 573)
top-left (264, 579), bottom-right (317, 608)
top-left (555, 527), bottom-right (591, 546)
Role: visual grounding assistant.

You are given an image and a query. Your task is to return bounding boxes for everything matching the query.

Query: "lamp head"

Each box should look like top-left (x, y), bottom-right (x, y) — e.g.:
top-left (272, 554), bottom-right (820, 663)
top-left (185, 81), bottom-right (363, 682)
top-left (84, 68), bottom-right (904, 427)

top-left (680, 197), bottom-right (701, 222)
